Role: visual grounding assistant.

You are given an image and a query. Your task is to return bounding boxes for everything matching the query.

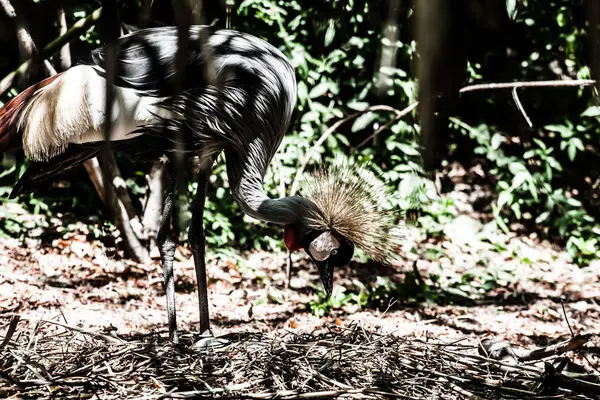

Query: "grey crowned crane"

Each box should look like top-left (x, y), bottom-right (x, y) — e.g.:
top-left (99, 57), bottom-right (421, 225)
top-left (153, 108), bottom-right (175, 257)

top-left (0, 25), bottom-right (404, 344)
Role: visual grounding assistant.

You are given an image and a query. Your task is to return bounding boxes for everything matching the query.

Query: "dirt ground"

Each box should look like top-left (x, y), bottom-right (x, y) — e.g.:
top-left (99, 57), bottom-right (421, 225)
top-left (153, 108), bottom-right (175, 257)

top-left (1, 212), bottom-right (599, 360)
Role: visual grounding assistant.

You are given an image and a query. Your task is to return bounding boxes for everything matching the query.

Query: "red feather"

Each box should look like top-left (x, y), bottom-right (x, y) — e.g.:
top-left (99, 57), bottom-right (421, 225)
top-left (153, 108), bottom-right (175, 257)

top-left (0, 73), bottom-right (63, 152)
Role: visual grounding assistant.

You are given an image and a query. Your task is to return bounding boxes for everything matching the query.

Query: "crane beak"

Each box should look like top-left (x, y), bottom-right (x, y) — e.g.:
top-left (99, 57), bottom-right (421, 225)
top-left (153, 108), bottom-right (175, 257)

top-left (304, 231), bottom-right (354, 299)
top-left (307, 231), bottom-right (339, 298)
top-left (315, 259), bottom-right (334, 297)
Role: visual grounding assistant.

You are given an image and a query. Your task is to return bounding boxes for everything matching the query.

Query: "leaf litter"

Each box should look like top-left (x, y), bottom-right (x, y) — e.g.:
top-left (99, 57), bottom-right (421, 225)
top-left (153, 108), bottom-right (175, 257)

top-left (1, 314), bottom-right (599, 399)
top-left (1, 177), bottom-right (600, 399)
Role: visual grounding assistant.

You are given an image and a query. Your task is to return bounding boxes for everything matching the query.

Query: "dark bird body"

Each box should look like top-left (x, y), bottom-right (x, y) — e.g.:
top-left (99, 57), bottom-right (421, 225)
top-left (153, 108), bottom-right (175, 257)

top-left (0, 26), bottom-right (403, 344)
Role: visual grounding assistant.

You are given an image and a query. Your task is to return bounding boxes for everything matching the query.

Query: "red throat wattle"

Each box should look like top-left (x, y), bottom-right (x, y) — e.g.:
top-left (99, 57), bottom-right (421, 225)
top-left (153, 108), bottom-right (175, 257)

top-left (283, 225), bottom-right (302, 251)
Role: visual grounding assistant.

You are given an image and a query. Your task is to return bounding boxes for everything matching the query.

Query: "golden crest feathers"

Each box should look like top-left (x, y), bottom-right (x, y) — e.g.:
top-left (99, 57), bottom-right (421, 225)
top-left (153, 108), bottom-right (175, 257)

top-left (299, 159), bottom-right (406, 264)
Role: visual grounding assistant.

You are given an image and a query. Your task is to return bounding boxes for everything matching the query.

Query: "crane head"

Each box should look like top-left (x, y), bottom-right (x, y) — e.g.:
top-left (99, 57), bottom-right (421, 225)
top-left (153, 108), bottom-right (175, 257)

top-left (284, 226), bottom-right (354, 296)
top-left (284, 159), bottom-right (406, 297)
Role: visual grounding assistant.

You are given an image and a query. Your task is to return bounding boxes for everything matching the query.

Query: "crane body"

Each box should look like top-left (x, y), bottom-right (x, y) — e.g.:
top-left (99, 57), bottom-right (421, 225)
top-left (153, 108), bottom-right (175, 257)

top-left (0, 25), bottom-right (404, 345)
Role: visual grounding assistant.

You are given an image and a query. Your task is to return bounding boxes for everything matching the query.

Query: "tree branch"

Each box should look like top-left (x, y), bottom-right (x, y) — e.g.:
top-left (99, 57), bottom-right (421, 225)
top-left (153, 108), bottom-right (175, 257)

top-left (56, 8), bottom-right (72, 71)
top-left (0, 0), bottom-right (56, 84)
top-left (141, 161), bottom-right (166, 251)
top-left (459, 79), bottom-right (596, 93)
top-left (290, 77), bottom-right (599, 195)
top-left (0, 7), bottom-right (103, 96)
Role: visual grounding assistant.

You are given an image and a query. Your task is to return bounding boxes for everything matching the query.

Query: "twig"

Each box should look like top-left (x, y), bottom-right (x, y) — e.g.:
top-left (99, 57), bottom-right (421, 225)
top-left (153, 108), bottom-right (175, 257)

top-left (171, 388), bottom-right (367, 399)
top-left (18, 316), bottom-right (123, 344)
top-left (440, 378), bottom-right (484, 400)
top-left (561, 300), bottom-right (575, 337)
top-left (363, 390), bottom-right (425, 400)
top-left (0, 315), bottom-right (20, 349)
top-left (445, 351), bottom-right (541, 373)
top-left (511, 87), bottom-right (533, 128)
top-left (356, 102), bottom-right (419, 149)
top-left (553, 374), bottom-right (600, 396)
top-left (2, 320), bottom-right (599, 399)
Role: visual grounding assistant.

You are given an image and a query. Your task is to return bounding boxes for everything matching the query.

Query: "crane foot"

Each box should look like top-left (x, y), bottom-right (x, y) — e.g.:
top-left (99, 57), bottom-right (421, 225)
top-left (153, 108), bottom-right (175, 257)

top-left (192, 331), bottom-right (230, 351)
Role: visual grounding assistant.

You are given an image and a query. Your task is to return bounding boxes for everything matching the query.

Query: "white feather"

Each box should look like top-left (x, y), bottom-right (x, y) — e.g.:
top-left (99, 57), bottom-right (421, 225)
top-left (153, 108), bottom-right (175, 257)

top-left (18, 65), bottom-right (175, 162)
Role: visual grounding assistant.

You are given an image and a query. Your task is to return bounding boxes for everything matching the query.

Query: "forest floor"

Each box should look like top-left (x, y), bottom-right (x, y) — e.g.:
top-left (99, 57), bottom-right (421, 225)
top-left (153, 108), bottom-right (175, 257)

top-left (1, 165), bottom-right (600, 398)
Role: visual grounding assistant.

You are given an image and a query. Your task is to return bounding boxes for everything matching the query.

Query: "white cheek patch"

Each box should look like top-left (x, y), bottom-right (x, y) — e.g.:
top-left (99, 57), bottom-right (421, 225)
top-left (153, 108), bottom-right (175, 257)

top-left (309, 231), bottom-right (340, 261)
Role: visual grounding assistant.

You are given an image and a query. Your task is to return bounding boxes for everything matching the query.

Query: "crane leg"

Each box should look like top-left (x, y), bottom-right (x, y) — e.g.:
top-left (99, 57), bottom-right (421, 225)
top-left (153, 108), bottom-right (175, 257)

top-left (157, 169), bottom-right (179, 344)
top-left (188, 164), bottom-right (212, 337)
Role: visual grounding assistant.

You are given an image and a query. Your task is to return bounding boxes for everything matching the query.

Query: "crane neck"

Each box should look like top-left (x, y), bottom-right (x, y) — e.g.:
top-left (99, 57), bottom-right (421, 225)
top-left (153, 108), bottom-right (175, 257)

top-left (225, 142), bottom-right (319, 226)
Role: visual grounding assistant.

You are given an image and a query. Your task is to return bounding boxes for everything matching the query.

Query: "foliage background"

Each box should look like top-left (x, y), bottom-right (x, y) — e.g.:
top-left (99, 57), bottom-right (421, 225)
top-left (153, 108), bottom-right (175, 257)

top-left (1, 0), bottom-right (600, 291)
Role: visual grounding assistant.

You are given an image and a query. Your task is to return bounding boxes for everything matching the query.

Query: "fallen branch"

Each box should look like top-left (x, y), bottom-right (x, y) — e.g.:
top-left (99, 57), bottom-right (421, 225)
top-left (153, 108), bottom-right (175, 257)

top-left (18, 316), bottom-right (123, 344)
top-left (518, 334), bottom-right (592, 362)
top-left (511, 87), bottom-right (533, 128)
top-left (355, 102), bottom-right (419, 149)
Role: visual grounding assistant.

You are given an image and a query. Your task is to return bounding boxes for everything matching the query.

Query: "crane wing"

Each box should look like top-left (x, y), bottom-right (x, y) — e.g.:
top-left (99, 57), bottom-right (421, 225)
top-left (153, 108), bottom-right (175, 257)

top-left (86, 26), bottom-right (217, 97)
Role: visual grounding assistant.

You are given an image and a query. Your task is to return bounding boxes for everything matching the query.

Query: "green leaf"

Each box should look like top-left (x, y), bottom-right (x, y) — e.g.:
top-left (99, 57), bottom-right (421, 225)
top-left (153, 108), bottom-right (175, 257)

top-left (568, 143), bottom-right (577, 162)
top-left (297, 81), bottom-right (309, 104)
top-left (511, 202), bottom-right (522, 219)
top-left (395, 142), bottom-right (420, 156)
top-left (497, 191), bottom-right (513, 208)
top-left (351, 112), bottom-right (376, 132)
top-left (335, 133), bottom-right (350, 146)
top-left (535, 211), bottom-right (550, 224)
top-left (324, 19), bottom-right (336, 47)
top-left (491, 133), bottom-right (505, 150)
top-left (581, 106), bottom-right (600, 117)
top-left (508, 162), bottom-right (527, 175)
top-left (0, 165), bottom-right (15, 179)
top-left (510, 171), bottom-right (529, 190)
top-left (523, 150), bottom-right (536, 159)
top-left (545, 124), bottom-right (572, 138)
top-left (347, 101), bottom-right (369, 111)
top-left (309, 82), bottom-right (329, 98)
top-left (506, 0), bottom-right (518, 20)
top-left (532, 138), bottom-right (547, 150)
top-left (546, 156), bottom-right (562, 171)
top-left (572, 137), bottom-right (584, 150)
